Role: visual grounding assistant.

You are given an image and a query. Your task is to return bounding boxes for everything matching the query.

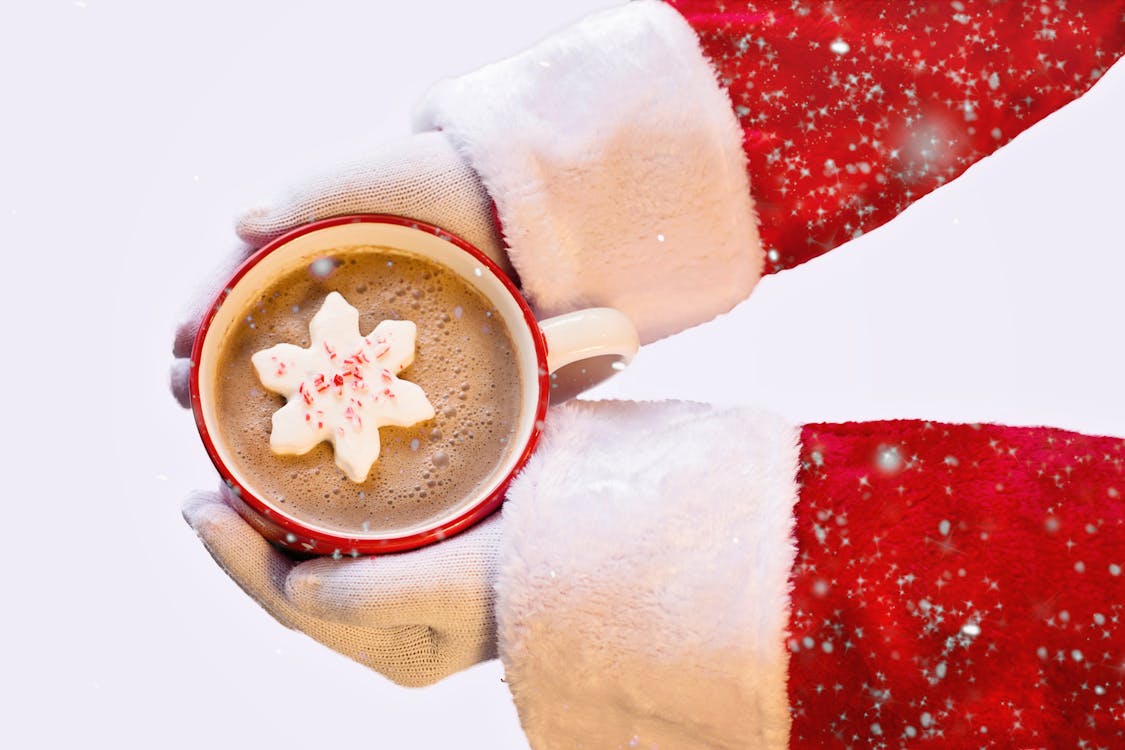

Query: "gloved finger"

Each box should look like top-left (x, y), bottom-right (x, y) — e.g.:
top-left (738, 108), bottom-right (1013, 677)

top-left (284, 512), bottom-right (503, 631)
top-left (351, 626), bottom-right (465, 689)
top-left (184, 489), bottom-right (490, 687)
top-left (171, 241), bottom-right (257, 360)
top-left (234, 132), bottom-right (508, 275)
top-left (170, 358), bottom-right (192, 409)
top-left (182, 488), bottom-right (302, 630)
top-left (355, 624), bottom-right (498, 687)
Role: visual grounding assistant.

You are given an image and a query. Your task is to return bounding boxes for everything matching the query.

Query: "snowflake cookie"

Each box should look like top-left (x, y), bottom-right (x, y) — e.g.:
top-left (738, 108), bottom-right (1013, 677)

top-left (250, 291), bottom-right (435, 482)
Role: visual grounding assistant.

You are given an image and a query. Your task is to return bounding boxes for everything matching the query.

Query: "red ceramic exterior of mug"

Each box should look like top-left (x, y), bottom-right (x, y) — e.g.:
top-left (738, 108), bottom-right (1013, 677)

top-left (189, 215), bottom-right (637, 555)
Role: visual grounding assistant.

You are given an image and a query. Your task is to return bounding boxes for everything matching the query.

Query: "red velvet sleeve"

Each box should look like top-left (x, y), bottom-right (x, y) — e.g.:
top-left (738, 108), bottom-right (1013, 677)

top-left (790, 420), bottom-right (1125, 746)
top-left (666, 1), bottom-right (1125, 274)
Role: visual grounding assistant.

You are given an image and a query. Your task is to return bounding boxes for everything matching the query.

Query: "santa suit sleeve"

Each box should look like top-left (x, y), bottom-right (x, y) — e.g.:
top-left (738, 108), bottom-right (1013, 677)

top-left (415, 0), bottom-right (1125, 342)
top-left (502, 403), bottom-right (1125, 749)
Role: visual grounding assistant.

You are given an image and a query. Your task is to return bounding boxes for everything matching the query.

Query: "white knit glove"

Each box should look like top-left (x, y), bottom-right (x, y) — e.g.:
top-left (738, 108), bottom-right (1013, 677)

top-left (169, 130), bottom-right (505, 407)
top-left (173, 131), bottom-right (507, 686)
top-left (183, 486), bottom-right (502, 687)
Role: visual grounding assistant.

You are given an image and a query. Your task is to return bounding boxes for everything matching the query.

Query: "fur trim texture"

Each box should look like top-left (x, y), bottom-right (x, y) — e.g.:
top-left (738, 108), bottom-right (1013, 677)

top-left (414, 1), bottom-right (762, 343)
top-left (497, 400), bottom-right (799, 749)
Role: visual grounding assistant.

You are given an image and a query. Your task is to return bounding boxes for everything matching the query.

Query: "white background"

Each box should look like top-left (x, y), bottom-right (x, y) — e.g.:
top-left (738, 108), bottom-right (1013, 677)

top-left (3, 1), bottom-right (1124, 748)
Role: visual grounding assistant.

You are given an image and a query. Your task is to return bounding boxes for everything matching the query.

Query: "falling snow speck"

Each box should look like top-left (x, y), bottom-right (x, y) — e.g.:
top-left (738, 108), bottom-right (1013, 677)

top-left (830, 39), bottom-right (850, 54)
top-left (309, 257), bottom-right (336, 279)
top-left (876, 445), bottom-right (903, 473)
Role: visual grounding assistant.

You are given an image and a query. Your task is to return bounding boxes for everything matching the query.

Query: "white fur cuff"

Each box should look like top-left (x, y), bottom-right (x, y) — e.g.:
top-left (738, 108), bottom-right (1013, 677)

top-left (414, 1), bottom-right (762, 343)
top-left (498, 400), bottom-right (799, 749)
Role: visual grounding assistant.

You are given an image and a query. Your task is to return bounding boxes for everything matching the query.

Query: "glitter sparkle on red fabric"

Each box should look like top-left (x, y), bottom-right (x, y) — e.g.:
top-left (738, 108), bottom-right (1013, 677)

top-left (790, 420), bottom-right (1125, 746)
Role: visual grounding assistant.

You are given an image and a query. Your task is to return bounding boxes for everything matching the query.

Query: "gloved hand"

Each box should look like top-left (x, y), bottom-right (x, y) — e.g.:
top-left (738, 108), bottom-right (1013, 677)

top-left (169, 130), bottom-right (506, 408)
top-left (173, 130), bottom-right (508, 686)
top-left (183, 486), bottom-right (502, 687)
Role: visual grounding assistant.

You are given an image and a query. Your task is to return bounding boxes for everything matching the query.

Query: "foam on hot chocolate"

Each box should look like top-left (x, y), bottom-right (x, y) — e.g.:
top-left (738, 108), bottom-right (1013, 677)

top-left (214, 247), bottom-right (523, 536)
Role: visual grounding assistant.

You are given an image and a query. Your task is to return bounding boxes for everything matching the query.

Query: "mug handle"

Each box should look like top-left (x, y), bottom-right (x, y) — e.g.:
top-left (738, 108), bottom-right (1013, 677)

top-left (538, 307), bottom-right (640, 375)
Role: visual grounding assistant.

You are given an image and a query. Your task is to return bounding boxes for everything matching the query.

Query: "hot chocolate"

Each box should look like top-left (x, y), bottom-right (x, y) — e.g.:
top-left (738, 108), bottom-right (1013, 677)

top-left (213, 246), bottom-right (523, 537)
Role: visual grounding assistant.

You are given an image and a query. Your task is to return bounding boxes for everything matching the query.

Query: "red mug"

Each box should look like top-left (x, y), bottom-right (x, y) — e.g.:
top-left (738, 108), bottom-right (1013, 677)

top-left (190, 215), bottom-right (638, 555)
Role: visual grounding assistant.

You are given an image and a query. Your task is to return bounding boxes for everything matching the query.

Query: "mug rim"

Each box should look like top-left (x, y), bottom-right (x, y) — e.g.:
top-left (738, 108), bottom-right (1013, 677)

top-left (188, 214), bottom-right (550, 554)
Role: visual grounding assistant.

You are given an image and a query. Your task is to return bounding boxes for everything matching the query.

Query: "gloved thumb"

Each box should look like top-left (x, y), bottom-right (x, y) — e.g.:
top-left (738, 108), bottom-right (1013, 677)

top-left (182, 489), bottom-right (302, 631)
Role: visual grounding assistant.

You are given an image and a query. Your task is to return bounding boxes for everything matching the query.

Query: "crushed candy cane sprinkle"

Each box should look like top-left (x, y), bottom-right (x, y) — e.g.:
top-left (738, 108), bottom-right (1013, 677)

top-left (250, 291), bottom-right (435, 482)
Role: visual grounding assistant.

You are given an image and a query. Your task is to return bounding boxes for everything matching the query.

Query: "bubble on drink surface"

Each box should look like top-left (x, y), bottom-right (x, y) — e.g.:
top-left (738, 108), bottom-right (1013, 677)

top-left (409, 438), bottom-right (420, 452)
top-left (453, 306), bottom-right (463, 319)
top-left (432, 450), bottom-right (450, 468)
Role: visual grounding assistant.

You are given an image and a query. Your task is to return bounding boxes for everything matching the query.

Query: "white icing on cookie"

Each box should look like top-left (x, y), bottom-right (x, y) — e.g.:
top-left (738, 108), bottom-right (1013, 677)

top-left (250, 291), bottom-right (435, 482)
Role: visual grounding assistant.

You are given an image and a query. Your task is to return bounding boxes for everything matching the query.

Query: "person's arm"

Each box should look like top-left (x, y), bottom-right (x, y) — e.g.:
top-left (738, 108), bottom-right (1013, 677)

top-left (499, 404), bottom-right (1125, 748)
top-left (412, 0), bottom-right (1125, 340)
